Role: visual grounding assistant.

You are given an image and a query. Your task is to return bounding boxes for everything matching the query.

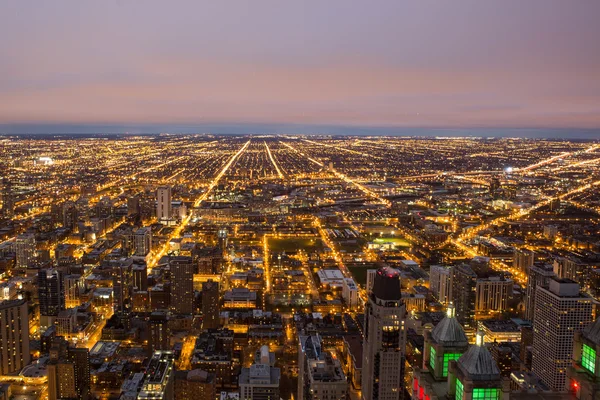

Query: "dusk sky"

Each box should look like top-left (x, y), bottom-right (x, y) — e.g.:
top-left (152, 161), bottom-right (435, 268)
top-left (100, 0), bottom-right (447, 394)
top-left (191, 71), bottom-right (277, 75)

top-left (2, 1), bottom-right (600, 132)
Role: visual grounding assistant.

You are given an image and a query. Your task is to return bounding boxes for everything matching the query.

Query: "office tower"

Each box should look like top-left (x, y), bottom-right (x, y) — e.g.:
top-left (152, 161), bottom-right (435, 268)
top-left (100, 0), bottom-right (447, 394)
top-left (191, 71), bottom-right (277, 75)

top-left (1, 180), bottom-right (14, 218)
top-left (157, 186), bottom-right (172, 220)
top-left (38, 269), bottom-right (65, 328)
top-left (362, 266), bottom-right (407, 400)
top-left (13, 233), bottom-right (36, 268)
top-left (567, 317), bottom-right (600, 398)
top-left (429, 265), bottom-right (453, 305)
top-left (111, 258), bottom-right (133, 315)
top-left (451, 264), bottom-right (477, 330)
top-left (447, 331), bottom-right (509, 400)
top-left (138, 351), bottom-right (175, 400)
top-left (413, 305), bottom-right (469, 399)
top-left (48, 346), bottom-right (91, 400)
top-left (149, 311), bottom-right (170, 354)
top-left (134, 227), bottom-right (152, 257)
top-left (524, 264), bottom-right (554, 321)
top-left (0, 300), bottom-right (30, 375)
top-left (239, 345), bottom-right (281, 400)
top-left (170, 256), bottom-right (195, 315)
top-left (133, 263), bottom-right (148, 291)
top-left (202, 280), bottom-right (220, 330)
top-left (298, 334), bottom-right (347, 400)
top-left (127, 194), bottom-right (140, 216)
top-left (513, 248), bottom-right (534, 274)
top-left (531, 278), bottom-right (594, 391)
top-left (174, 369), bottom-right (216, 400)
top-left (553, 255), bottom-right (584, 285)
top-left (474, 277), bottom-right (513, 313)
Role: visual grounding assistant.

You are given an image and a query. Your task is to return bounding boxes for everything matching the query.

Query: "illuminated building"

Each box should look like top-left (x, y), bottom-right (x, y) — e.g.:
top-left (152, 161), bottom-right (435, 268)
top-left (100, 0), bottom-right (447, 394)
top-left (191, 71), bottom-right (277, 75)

top-left (48, 346), bottom-right (91, 400)
top-left (430, 265), bottom-right (453, 305)
top-left (474, 277), bottom-right (513, 313)
top-left (512, 249), bottom-right (534, 274)
top-left (133, 263), bottom-right (148, 291)
top-left (567, 317), bottom-right (600, 399)
top-left (532, 278), bottom-right (594, 392)
top-left (134, 227), bottom-right (152, 257)
top-left (362, 266), bottom-right (407, 400)
top-left (413, 304), bottom-right (469, 399)
top-left (157, 186), bottom-right (172, 221)
top-left (524, 264), bottom-right (555, 321)
top-left (447, 331), bottom-right (510, 400)
top-left (452, 264), bottom-right (477, 331)
top-left (13, 233), bottom-right (35, 269)
top-left (342, 277), bottom-right (359, 310)
top-left (38, 268), bottom-right (65, 329)
top-left (1, 180), bottom-right (14, 218)
top-left (0, 299), bottom-right (30, 375)
top-left (239, 345), bottom-right (281, 400)
top-left (170, 256), bottom-right (195, 315)
top-left (149, 311), bottom-right (170, 354)
top-left (174, 369), bottom-right (216, 400)
top-left (138, 351), bottom-right (175, 399)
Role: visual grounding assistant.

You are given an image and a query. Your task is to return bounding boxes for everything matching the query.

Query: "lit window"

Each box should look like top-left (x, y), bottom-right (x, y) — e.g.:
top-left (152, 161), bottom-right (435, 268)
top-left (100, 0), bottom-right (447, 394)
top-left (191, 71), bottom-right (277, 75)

top-left (472, 388), bottom-right (499, 400)
top-left (429, 346), bottom-right (436, 371)
top-left (582, 344), bottom-right (596, 374)
top-left (455, 379), bottom-right (464, 400)
top-left (443, 353), bottom-right (462, 377)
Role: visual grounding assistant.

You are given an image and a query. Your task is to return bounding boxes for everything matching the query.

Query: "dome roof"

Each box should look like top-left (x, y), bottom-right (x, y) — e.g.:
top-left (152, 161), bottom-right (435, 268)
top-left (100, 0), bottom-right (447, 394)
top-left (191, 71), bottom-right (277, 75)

top-left (372, 266), bottom-right (402, 301)
top-left (431, 305), bottom-right (468, 347)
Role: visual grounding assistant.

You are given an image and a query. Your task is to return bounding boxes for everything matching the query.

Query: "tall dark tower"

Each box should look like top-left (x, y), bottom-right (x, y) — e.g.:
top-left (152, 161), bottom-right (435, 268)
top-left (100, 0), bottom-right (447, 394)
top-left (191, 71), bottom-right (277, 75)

top-left (362, 266), bottom-right (407, 400)
top-left (1, 180), bottom-right (14, 218)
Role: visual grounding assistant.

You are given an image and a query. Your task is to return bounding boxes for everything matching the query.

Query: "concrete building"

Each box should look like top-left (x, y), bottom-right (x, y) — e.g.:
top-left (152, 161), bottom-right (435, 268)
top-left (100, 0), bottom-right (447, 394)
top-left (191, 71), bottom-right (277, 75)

top-left (429, 265), bottom-right (453, 305)
top-left (174, 369), bottom-right (216, 400)
top-left (134, 227), bottom-right (152, 257)
top-left (239, 345), bottom-right (280, 400)
top-left (452, 264), bottom-right (477, 331)
top-left (532, 278), bottom-right (594, 392)
top-left (474, 277), bottom-right (513, 313)
top-left (170, 256), bottom-right (195, 315)
top-left (13, 233), bottom-right (35, 268)
top-left (138, 351), bottom-right (175, 399)
top-left (157, 186), bottom-right (172, 221)
top-left (149, 311), bottom-right (170, 354)
top-left (202, 280), bottom-right (220, 330)
top-left (0, 300), bottom-right (30, 375)
top-left (342, 277), bottom-right (359, 310)
top-left (513, 249), bottom-right (534, 274)
top-left (38, 268), bottom-right (65, 329)
top-left (524, 264), bottom-right (555, 321)
top-left (298, 334), bottom-right (347, 400)
top-left (362, 266), bottom-right (407, 400)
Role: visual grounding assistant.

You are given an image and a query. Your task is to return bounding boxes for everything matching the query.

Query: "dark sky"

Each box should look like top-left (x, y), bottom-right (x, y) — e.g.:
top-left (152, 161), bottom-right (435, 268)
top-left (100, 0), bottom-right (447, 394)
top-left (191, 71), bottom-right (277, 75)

top-left (1, 1), bottom-right (600, 133)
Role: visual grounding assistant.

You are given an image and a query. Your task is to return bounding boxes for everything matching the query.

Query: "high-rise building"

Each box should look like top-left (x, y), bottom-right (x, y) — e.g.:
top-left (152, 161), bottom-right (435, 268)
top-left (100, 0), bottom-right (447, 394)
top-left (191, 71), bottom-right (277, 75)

top-left (239, 345), bottom-right (281, 400)
top-left (38, 269), bottom-right (65, 328)
top-left (513, 248), bottom-right (534, 274)
top-left (531, 278), bottom-right (594, 391)
top-left (61, 200), bottom-right (79, 231)
top-left (451, 264), bottom-right (477, 330)
top-left (447, 331), bottom-right (509, 400)
top-left (524, 264), bottom-right (555, 321)
top-left (111, 258), bottom-right (133, 315)
top-left (170, 256), bottom-right (195, 315)
top-left (567, 317), bottom-right (600, 398)
top-left (127, 194), bottom-right (140, 216)
top-left (413, 305), bottom-right (469, 399)
top-left (148, 311), bottom-right (170, 354)
top-left (362, 266), bottom-right (407, 400)
top-left (1, 180), bottom-right (15, 218)
top-left (134, 227), bottom-right (152, 257)
top-left (157, 186), bottom-right (172, 221)
top-left (474, 277), bottom-right (513, 313)
top-left (366, 269), bottom-right (377, 294)
top-left (174, 369), bottom-right (216, 400)
top-left (298, 334), bottom-right (347, 400)
top-left (138, 351), bottom-right (175, 399)
top-left (342, 277), bottom-right (359, 310)
top-left (64, 274), bottom-right (84, 308)
top-left (0, 300), bottom-right (30, 375)
top-left (429, 265), bottom-right (453, 305)
top-left (13, 233), bottom-right (36, 268)
top-left (133, 263), bottom-right (148, 291)
top-left (202, 280), bottom-right (220, 330)
top-left (48, 346), bottom-right (91, 400)
top-left (553, 255), bottom-right (584, 285)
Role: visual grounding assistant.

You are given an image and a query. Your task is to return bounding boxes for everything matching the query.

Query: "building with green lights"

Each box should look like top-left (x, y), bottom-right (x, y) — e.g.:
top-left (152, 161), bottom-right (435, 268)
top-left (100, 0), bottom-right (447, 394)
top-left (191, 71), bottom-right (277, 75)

top-left (567, 317), bottom-right (600, 399)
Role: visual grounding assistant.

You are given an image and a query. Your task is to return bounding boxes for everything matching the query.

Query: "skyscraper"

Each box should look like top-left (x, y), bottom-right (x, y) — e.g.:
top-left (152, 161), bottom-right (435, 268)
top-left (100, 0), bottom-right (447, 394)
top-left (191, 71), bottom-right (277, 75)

top-left (451, 264), bottom-right (477, 330)
top-left (513, 248), bottom-right (534, 274)
top-left (13, 233), bottom-right (36, 268)
top-left (38, 269), bottom-right (65, 328)
top-left (170, 256), bottom-right (195, 315)
top-left (429, 265), bottom-right (453, 305)
top-left (202, 280), bottom-right (220, 330)
top-left (148, 311), bottom-right (170, 354)
top-left (157, 186), bottom-right (172, 221)
top-left (0, 299), bottom-right (30, 375)
top-left (532, 278), bottom-right (594, 391)
top-left (524, 263), bottom-right (555, 321)
top-left (134, 227), bottom-right (152, 257)
top-left (1, 180), bottom-right (14, 219)
top-left (362, 266), bottom-right (407, 400)
top-left (48, 346), bottom-right (91, 400)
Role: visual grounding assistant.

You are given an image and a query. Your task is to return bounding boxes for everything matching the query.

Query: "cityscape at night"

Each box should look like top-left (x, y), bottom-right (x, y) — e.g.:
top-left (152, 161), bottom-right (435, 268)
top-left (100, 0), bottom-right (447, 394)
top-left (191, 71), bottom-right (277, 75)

top-left (1, 1), bottom-right (600, 400)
